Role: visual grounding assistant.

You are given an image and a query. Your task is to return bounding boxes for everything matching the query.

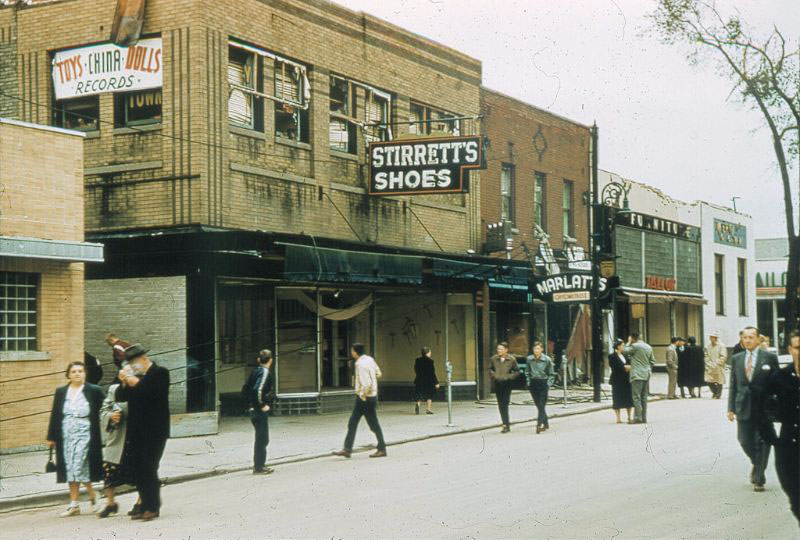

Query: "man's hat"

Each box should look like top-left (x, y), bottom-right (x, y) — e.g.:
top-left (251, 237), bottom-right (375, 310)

top-left (124, 343), bottom-right (150, 362)
top-left (709, 330), bottom-right (720, 337)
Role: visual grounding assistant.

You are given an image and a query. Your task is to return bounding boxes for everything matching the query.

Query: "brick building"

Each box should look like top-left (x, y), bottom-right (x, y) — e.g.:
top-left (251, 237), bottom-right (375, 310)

top-left (0, 119), bottom-right (103, 451)
top-left (479, 87), bottom-right (591, 377)
top-left (0, 0), bottom-right (502, 424)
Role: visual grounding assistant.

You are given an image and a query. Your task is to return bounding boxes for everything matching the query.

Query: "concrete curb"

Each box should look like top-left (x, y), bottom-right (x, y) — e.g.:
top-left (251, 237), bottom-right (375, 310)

top-left (0, 396), bottom-right (664, 514)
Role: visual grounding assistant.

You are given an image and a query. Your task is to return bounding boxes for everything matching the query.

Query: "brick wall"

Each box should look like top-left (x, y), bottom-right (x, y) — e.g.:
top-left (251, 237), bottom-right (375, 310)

top-left (84, 276), bottom-right (187, 414)
top-left (480, 88), bottom-right (590, 257)
top-left (3, 0), bottom-right (483, 254)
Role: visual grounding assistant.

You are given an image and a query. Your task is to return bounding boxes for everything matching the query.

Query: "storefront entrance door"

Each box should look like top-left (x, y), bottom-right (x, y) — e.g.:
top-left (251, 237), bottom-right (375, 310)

top-left (322, 319), bottom-right (353, 388)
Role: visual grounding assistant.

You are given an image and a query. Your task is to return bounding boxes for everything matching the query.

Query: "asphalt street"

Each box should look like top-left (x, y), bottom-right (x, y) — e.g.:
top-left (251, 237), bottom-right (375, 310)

top-left (5, 397), bottom-right (797, 539)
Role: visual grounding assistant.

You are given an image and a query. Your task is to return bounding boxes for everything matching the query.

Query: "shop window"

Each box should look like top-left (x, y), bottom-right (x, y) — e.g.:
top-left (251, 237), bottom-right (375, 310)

top-left (274, 60), bottom-right (309, 143)
top-left (500, 164), bottom-right (514, 222)
top-left (562, 180), bottom-right (574, 237)
top-left (408, 101), bottom-right (459, 136)
top-left (0, 272), bottom-right (38, 352)
top-left (52, 95), bottom-right (99, 132)
top-left (737, 258), bottom-right (747, 316)
top-left (329, 76), bottom-right (357, 153)
top-left (714, 254), bottom-right (725, 315)
top-left (227, 45), bottom-right (263, 131)
top-left (534, 172), bottom-right (546, 231)
top-left (114, 89), bottom-right (162, 127)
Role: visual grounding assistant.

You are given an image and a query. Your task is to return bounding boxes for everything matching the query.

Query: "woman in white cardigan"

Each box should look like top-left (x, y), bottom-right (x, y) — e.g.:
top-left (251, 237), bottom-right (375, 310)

top-left (98, 366), bottom-right (134, 518)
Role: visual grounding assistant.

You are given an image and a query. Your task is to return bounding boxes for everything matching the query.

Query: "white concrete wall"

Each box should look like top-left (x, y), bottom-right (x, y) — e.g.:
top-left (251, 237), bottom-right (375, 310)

top-left (696, 203), bottom-right (755, 348)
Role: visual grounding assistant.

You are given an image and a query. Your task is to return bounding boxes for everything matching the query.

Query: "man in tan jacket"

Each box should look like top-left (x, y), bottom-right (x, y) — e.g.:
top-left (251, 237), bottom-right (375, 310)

top-left (665, 337), bottom-right (682, 399)
top-left (704, 331), bottom-right (727, 399)
top-left (489, 342), bottom-right (520, 433)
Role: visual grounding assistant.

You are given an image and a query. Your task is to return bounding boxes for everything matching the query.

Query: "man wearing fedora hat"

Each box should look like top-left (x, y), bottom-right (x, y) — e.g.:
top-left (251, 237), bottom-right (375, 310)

top-left (705, 331), bottom-right (727, 399)
top-left (115, 344), bottom-right (170, 521)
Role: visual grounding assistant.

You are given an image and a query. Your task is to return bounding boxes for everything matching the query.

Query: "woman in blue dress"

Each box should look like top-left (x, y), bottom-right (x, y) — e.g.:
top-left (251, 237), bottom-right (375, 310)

top-left (47, 361), bottom-right (105, 517)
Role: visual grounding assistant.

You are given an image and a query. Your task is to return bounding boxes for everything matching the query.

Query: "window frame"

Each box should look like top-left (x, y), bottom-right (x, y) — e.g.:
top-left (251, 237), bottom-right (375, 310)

top-left (534, 171), bottom-right (547, 231)
top-left (500, 163), bottom-right (515, 223)
top-left (714, 254), bottom-right (725, 316)
top-left (737, 257), bottom-right (747, 316)
top-left (562, 179), bottom-right (574, 237)
top-left (409, 101), bottom-right (460, 136)
top-left (0, 272), bottom-right (38, 353)
top-left (114, 88), bottom-right (163, 128)
top-left (52, 95), bottom-right (100, 132)
top-left (227, 44), bottom-right (263, 131)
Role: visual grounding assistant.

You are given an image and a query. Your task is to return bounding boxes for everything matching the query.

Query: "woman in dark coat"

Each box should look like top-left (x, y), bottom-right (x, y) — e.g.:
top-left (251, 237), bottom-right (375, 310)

top-left (414, 347), bottom-right (440, 415)
top-left (678, 337), bottom-right (704, 397)
top-left (608, 339), bottom-right (633, 423)
top-left (46, 361), bottom-right (105, 517)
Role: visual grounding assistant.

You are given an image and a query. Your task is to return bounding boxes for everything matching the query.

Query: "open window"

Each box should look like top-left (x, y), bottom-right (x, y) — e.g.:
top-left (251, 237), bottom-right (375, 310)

top-left (227, 44), bottom-right (263, 131)
top-left (364, 89), bottom-right (390, 144)
top-left (329, 76), bottom-right (357, 153)
top-left (408, 101), bottom-right (460, 136)
top-left (114, 89), bottom-right (162, 127)
top-left (274, 59), bottom-right (309, 143)
top-left (52, 95), bottom-right (99, 132)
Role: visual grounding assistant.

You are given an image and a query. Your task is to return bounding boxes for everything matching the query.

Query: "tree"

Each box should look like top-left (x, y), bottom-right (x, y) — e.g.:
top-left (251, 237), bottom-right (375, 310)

top-left (651, 0), bottom-right (799, 344)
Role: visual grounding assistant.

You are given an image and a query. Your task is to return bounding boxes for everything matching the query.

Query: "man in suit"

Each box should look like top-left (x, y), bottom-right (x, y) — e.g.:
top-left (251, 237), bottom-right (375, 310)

top-left (115, 344), bottom-right (170, 521)
top-left (727, 326), bottom-right (779, 492)
top-left (243, 349), bottom-right (275, 475)
top-left (665, 337), bottom-right (682, 399)
top-left (625, 333), bottom-right (655, 424)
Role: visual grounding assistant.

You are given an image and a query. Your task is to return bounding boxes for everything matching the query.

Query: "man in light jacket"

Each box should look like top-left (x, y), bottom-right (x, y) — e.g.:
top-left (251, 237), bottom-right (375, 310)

top-left (625, 333), bottom-right (655, 424)
top-left (704, 331), bottom-right (727, 399)
top-left (665, 337), bottom-right (682, 399)
top-left (333, 343), bottom-right (387, 459)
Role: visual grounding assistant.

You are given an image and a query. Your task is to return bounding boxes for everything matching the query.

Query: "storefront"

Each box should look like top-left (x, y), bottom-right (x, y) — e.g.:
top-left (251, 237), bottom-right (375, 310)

top-left (612, 211), bottom-right (705, 364)
top-left (755, 238), bottom-right (789, 353)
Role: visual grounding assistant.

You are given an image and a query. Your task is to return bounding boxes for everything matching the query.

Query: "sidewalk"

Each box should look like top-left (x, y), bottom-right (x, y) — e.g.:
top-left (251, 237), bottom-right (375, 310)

top-left (0, 373), bottom-right (669, 513)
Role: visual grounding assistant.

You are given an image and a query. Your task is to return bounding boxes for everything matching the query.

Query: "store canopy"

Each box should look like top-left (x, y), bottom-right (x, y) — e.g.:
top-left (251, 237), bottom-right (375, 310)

top-left (282, 243), bottom-right (423, 285)
top-left (0, 236), bottom-right (104, 263)
top-left (431, 258), bottom-right (530, 290)
top-left (619, 288), bottom-right (707, 306)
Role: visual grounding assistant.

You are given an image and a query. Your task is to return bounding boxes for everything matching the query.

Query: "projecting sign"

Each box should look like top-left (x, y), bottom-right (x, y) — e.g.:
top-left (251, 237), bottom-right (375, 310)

top-left (52, 37), bottom-right (162, 100)
top-left (531, 272), bottom-right (608, 303)
top-left (368, 136), bottom-right (483, 195)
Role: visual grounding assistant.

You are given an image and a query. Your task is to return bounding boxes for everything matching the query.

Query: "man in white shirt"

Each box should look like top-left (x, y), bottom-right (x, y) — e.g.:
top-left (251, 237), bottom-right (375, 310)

top-left (333, 343), bottom-right (387, 458)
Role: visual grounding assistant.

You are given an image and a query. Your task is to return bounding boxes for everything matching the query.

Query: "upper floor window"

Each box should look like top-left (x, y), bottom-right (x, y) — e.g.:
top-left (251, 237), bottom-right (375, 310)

top-left (364, 89), bottom-right (391, 145)
top-left (53, 95), bottom-right (99, 132)
top-left (228, 44), bottom-right (263, 131)
top-left (714, 254), bottom-right (725, 315)
top-left (114, 89), bottom-right (162, 127)
top-left (500, 164), bottom-right (514, 222)
top-left (562, 180), bottom-right (574, 237)
top-left (329, 76), bottom-right (357, 153)
top-left (534, 172), bottom-right (546, 231)
top-left (0, 272), bottom-right (38, 352)
top-left (409, 102), bottom-right (460, 136)
top-left (274, 59), bottom-right (309, 143)
top-left (737, 258), bottom-right (747, 316)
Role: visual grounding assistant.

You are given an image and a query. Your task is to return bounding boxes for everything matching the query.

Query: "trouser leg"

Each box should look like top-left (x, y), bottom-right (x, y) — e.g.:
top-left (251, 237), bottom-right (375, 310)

top-left (641, 379), bottom-right (649, 422)
top-left (774, 442), bottom-right (800, 524)
top-left (343, 398), bottom-right (364, 451)
top-left (531, 380), bottom-right (548, 426)
top-left (495, 382), bottom-right (511, 426)
top-left (737, 418), bottom-right (770, 485)
top-left (136, 439), bottom-right (166, 513)
top-left (251, 410), bottom-right (268, 470)
top-left (362, 397), bottom-right (386, 451)
top-left (631, 380), bottom-right (645, 422)
top-left (667, 368), bottom-right (677, 397)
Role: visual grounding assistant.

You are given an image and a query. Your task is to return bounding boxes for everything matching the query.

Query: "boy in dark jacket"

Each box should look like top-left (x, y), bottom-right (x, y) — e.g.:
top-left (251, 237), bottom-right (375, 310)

top-left (242, 349), bottom-right (275, 474)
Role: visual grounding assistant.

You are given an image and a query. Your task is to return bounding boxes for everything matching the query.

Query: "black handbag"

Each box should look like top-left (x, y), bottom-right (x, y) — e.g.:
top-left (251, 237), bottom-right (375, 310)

top-left (45, 447), bottom-right (57, 473)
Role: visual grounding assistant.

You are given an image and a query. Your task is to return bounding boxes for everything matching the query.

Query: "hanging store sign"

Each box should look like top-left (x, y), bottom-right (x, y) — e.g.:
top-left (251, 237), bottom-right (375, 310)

top-left (368, 136), bottom-right (483, 195)
top-left (52, 37), bottom-right (162, 100)
top-left (615, 211), bottom-right (699, 242)
top-left (713, 218), bottom-right (747, 248)
top-left (531, 272), bottom-right (608, 303)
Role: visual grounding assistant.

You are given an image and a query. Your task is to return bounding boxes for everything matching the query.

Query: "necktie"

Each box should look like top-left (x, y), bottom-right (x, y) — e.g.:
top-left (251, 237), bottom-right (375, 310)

top-left (745, 351), bottom-right (753, 381)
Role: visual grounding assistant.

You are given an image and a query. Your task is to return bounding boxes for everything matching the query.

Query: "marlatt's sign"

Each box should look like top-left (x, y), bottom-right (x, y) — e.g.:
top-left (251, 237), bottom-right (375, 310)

top-left (368, 136), bottom-right (483, 195)
top-left (52, 37), bottom-right (162, 100)
top-left (531, 272), bottom-right (608, 303)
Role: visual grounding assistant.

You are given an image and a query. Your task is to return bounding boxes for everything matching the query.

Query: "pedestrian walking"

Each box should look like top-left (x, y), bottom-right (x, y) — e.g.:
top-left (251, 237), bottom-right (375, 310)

top-left (46, 361), bottom-right (105, 517)
top-left (608, 339), bottom-right (633, 423)
top-left (704, 332), bottom-right (727, 399)
top-left (665, 337), bottom-right (682, 399)
top-left (333, 343), bottom-right (387, 459)
top-left (106, 333), bottom-right (130, 369)
top-left (727, 326), bottom-right (779, 492)
top-left (413, 347), bottom-right (440, 415)
top-left (624, 334), bottom-right (655, 424)
top-left (115, 344), bottom-right (170, 521)
top-left (98, 365), bottom-right (134, 518)
top-left (757, 330), bottom-right (799, 525)
top-left (489, 342), bottom-right (520, 433)
top-left (525, 341), bottom-right (554, 434)
top-left (242, 349), bottom-right (275, 475)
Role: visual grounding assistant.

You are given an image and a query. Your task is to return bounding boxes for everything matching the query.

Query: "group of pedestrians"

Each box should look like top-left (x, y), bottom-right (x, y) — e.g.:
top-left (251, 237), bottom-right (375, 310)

top-left (607, 334), bottom-right (656, 424)
top-left (665, 332), bottom-right (731, 400)
top-left (46, 341), bottom-right (170, 521)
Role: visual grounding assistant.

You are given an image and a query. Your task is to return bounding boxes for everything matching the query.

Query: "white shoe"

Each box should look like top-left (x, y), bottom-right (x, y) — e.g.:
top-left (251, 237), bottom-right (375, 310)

top-left (59, 505), bottom-right (80, 517)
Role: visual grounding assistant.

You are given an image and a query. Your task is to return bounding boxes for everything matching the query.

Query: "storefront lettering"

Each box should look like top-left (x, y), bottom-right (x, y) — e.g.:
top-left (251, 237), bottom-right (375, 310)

top-left (615, 211), bottom-right (699, 241)
top-left (368, 136), bottom-right (483, 195)
top-left (531, 272), bottom-right (607, 303)
top-left (645, 275), bottom-right (677, 291)
top-left (713, 218), bottom-right (747, 248)
top-left (756, 271), bottom-right (787, 288)
top-left (52, 37), bottom-right (163, 100)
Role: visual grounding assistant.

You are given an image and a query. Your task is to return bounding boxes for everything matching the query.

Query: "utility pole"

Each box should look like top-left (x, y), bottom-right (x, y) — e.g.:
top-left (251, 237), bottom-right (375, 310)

top-left (590, 123), bottom-right (603, 403)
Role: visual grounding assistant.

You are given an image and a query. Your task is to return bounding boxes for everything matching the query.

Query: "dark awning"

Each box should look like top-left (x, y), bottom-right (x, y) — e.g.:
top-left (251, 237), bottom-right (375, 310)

top-left (283, 243), bottom-right (423, 285)
top-left (619, 288), bottom-right (707, 306)
top-left (431, 258), bottom-right (530, 290)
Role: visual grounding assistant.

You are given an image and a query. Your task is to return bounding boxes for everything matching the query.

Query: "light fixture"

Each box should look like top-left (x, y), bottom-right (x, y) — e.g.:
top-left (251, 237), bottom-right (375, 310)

top-left (333, 289), bottom-right (342, 299)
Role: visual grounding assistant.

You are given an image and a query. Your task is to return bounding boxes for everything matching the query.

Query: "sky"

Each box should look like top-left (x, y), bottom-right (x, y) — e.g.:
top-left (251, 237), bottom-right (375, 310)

top-left (334, 0), bottom-right (799, 239)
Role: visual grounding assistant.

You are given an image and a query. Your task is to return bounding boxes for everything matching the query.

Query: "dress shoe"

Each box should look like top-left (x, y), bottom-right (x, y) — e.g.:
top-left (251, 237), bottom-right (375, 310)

top-left (369, 450), bottom-right (387, 458)
top-left (753, 484), bottom-right (765, 492)
top-left (332, 449), bottom-right (351, 458)
top-left (139, 511), bottom-right (159, 521)
top-left (98, 503), bottom-right (119, 518)
top-left (500, 425), bottom-right (510, 433)
top-left (128, 503), bottom-right (143, 516)
top-left (535, 424), bottom-right (542, 434)
top-left (253, 467), bottom-right (274, 475)
top-left (426, 410), bottom-right (434, 415)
